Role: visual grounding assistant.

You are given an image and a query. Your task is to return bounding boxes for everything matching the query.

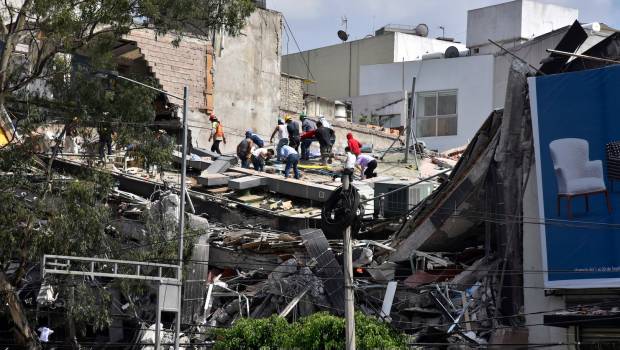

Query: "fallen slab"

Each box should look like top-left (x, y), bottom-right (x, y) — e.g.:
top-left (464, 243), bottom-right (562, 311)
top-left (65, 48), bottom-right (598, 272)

top-left (196, 173), bottom-right (229, 187)
top-left (228, 176), bottom-right (268, 190)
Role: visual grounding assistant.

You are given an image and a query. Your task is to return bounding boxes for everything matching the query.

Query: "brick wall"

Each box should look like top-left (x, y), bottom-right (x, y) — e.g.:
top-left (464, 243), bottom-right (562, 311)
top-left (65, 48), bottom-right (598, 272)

top-left (280, 74), bottom-right (304, 115)
top-left (123, 30), bottom-right (213, 111)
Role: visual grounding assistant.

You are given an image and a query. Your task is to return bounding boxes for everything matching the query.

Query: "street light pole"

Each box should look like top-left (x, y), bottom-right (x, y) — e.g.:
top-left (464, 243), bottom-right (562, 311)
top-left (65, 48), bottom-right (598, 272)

top-left (95, 70), bottom-right (189, 349)
top-left (174, 86), bottom-right (189, 350)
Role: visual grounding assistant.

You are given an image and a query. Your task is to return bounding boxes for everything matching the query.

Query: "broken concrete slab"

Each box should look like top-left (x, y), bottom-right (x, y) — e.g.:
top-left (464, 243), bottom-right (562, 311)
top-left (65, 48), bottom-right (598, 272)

top-left (204, 155), bottom-right (237, 174)
top-left (197, 172), bottom-right (229, 187)
top-left (268, 177), bottom-right (333, 202)
top-left (228, 176), bottom-right (268, 190)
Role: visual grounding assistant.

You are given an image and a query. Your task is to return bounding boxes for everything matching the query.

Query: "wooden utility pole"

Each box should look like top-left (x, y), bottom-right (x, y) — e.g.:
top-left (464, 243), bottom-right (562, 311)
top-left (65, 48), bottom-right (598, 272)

top-left (341, 175), bottom-right (355, 350)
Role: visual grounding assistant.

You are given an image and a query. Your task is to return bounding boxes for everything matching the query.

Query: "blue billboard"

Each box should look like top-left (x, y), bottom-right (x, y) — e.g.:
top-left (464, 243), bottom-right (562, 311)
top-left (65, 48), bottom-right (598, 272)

top-left (529, 65), bottom-right (620, 288)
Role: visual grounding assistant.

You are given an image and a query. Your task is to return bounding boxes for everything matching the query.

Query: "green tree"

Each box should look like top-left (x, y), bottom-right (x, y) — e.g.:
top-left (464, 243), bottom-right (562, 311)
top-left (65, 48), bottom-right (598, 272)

top-left (0, 0), bottom-right (254, 348)
top-left (213, 312), bottom-right (407, 350)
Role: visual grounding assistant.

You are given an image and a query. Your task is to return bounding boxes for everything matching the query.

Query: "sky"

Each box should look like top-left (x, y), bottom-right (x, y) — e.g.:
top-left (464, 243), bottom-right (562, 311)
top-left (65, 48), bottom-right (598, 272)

top-left (269, 0), bottom-right (620, 53)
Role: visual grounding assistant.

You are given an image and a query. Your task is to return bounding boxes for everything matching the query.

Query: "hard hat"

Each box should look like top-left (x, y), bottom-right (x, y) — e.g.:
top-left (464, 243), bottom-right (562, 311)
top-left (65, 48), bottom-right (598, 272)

top-left (284, 115), bottom-right (292, 122)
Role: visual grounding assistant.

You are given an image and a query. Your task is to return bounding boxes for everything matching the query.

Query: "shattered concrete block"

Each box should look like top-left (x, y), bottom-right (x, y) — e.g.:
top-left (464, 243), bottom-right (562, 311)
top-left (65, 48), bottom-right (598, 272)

top-left (280, 200), bottom-right (293, 210)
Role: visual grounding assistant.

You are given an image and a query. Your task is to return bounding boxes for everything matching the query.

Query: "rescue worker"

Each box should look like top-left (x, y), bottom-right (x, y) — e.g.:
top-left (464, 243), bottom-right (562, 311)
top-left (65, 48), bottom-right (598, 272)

top-left (342, 146), bottom-right (356, 184)
top-left (285, 115), bottom-right (301, 151)
top-left (236, 134), bottom-right (254, 168)
top-left (300, 114), bottom-right (316, 160)
top-left (269, 118), bottom-right (289, 161)
top-left (98, 124), bottom-right (114, 162)
top-left (280, 144), bottom-right (300, 179)
top-left (346, 132), bottom-right (362, 156)
top-left (208, 114), bottom-right (226, 155)
top-left (251, 147), bottom-right (275, 172)
top-left (356, 153), bottom-right (378, 179)
top-left (245, 130), bottom-right (265, 148)
top-left (315, 121), bottom-right (334, 164)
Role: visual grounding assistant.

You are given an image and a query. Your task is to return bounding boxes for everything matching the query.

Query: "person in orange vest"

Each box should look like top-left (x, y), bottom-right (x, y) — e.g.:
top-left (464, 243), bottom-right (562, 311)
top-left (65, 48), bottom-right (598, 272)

top-left (208, 113), bottom-right (226, 155)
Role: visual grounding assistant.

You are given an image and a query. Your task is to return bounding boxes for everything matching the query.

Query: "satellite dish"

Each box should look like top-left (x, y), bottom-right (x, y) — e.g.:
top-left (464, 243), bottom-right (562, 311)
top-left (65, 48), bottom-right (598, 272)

top-left (337, 30), bottom-right (349, 42)
top-left (444, 46), bottom-right (460, 59)
top-left (415, 23), bottom-right (429, 37)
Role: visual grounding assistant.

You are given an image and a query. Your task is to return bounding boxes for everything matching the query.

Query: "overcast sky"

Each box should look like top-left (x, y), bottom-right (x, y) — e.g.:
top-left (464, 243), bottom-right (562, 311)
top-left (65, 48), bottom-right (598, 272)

top-left (269, 0), bottom-right (620, 53)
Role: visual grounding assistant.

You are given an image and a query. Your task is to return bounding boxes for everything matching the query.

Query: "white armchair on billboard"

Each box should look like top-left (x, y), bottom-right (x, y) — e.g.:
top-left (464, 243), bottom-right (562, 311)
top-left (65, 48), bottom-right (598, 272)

top-left (549, 138), bottom-right (611, 219)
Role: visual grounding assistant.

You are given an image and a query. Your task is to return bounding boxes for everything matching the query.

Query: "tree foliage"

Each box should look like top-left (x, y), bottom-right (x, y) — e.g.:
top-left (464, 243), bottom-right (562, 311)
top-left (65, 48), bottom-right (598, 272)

top-left (0, 0), bottom-right (255, 347)
top-left (0, 0), bottom-right (254, 99)
top-left (213, 312), bottom-right (408, 350)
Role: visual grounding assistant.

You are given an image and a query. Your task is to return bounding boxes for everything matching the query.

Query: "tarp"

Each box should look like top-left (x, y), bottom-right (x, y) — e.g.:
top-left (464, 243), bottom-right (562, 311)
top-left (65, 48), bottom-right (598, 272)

top-left (529, 64), bottom-right (620, 288)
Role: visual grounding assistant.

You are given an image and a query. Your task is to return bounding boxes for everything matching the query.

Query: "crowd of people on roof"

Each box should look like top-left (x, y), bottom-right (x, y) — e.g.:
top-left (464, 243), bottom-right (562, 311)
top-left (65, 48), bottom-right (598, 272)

top-left (218, 113), bottom-right (378, 181)
top-left (95, 110), bottom-right (378, 182)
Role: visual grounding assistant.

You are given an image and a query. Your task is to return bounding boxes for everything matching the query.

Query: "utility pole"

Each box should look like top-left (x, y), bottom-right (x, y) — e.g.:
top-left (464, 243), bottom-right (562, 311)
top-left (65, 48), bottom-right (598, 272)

top-left (341, 175), bottom-right (355, 350)
top-left (174, 86), bottom-right (189, 350)
top-left (404, 77), bottom-right (419, 171)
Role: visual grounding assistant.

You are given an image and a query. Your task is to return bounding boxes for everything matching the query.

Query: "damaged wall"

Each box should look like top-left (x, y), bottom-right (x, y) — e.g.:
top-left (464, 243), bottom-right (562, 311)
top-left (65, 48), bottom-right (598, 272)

top-left (330, 119), bottom-right (399, 154)
top-left (280, 73), bottom-right (305, 116)
top-left (123, 29), bottom-right (215, 148)
top-left (213, 8), bottom-right (283, 153)
top-left (123, 29), bottom-right (213, 111)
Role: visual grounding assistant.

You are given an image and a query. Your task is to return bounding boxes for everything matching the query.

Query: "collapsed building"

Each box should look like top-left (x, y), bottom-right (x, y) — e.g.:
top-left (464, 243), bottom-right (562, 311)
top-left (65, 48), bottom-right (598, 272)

top-left (4, 1), bottom-right (620, 349)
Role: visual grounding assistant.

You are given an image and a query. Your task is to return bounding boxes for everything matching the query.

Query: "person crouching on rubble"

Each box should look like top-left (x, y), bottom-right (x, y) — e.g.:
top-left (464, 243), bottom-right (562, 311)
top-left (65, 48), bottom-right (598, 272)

top-left (356, 153), bottom-right (378, 179)
top-left (208, 114), bottom-right (226, 155)
top-left (251, 147), bottom-right (275, 172)
top-left (280, 144), bottom-right (300, 179)
top-left (236, 134), bottom-right (254, 169)
top-left (245, 129), bottom-right (264, 148)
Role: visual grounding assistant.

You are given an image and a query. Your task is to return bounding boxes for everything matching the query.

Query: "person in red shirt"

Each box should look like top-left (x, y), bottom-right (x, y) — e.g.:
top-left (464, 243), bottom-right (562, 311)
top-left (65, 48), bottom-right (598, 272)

top-left (346, 133), bottom-right (362, 156)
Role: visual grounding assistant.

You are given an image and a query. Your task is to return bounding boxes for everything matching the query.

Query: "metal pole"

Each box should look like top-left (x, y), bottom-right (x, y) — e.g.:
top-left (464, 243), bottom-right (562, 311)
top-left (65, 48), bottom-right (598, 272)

top-left (405, 77), bottom-right (419, 169)
top-left (341, 177), bottom-right (355, 350)
top-left (546, 48), bottom-right (620, 64)
top-left (404, 89), bottom-right (411, 163)
top-left (156, 284), bottom-right (161, 350)
top-left (174, 86), bottom-right (189, 350)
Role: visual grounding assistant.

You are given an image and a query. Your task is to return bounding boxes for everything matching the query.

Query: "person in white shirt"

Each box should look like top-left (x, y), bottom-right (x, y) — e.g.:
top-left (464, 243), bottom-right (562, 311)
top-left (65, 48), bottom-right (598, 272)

top-left (38, 326), bottom-right (54, 342)
top-left (251, 147), bottom-right (275, 172)
top-left (341, 146), bottom-right (356, 183)
top-left (269, 118), bottom-right (289, 161)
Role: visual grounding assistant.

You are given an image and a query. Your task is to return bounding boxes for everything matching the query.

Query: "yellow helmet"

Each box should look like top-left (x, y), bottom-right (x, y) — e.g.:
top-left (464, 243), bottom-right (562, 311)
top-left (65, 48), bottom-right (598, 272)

top-left (284, 115), bottom-right (292, 122)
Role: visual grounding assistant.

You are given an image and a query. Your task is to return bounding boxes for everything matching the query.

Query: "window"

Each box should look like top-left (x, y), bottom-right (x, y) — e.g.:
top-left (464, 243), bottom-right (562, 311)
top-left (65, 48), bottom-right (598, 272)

top-left (416, 90), bottom-right (458, 137)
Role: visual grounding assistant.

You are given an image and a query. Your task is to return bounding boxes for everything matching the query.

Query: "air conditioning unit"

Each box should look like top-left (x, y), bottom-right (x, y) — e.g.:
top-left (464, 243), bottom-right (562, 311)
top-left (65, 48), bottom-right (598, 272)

top-left (374, 181), bottom-right (434, 218)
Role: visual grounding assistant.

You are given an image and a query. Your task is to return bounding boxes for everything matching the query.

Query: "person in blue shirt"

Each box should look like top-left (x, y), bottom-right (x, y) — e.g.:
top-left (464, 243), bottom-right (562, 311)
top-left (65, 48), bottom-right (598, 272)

top-left (245, 130), bottom-right (264, 148)
top-left (280, 145), bottom-right (300, 179)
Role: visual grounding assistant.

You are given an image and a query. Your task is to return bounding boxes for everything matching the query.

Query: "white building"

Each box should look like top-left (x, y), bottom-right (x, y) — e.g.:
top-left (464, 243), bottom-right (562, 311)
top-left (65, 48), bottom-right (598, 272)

top-left (281, 27), bottom-right (466, 100)
top-left (356, 55), bottom-right (494, 152)
top-left (467, 0), bottom-right (578, 55)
